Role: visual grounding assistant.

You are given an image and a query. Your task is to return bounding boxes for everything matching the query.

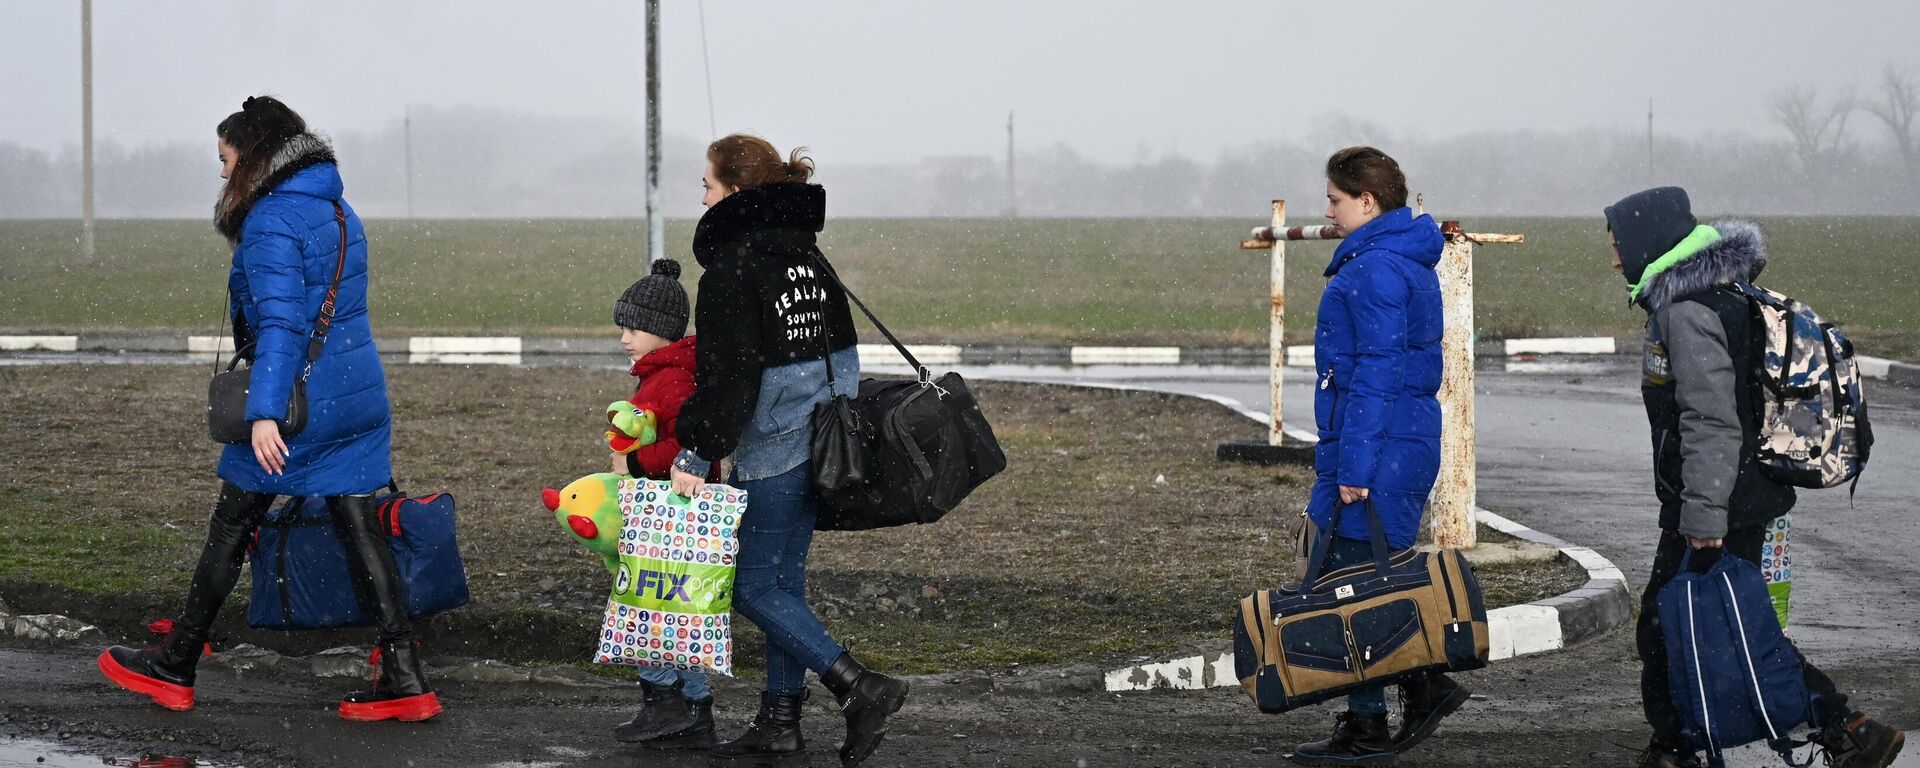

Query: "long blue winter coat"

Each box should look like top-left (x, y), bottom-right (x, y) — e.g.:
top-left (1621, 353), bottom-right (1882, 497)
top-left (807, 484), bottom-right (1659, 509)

top-left (217, 135), bottom-right (392, 496)
top-left (1308, 207), bottom-right (1445, 550)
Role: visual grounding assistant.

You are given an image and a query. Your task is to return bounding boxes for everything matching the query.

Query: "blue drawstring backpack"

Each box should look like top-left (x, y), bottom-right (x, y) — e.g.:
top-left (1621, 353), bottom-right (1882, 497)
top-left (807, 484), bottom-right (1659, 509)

top-left (1657, 547), bottom-right (1816, 766)
top-left (247, 486), bottom-right (469, 630)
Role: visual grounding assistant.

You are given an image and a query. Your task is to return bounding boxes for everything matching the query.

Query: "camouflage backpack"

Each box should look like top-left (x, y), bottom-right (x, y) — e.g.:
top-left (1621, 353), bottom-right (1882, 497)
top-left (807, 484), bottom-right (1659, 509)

top-left (1734, 282), bottom-right (1873, 490)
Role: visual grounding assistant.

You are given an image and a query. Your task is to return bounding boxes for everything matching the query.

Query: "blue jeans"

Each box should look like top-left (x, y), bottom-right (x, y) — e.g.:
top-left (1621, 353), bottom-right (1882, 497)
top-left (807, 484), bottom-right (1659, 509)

top-left (638, 667), bottom-right (711, 701)
top-left (731, 462), bottom-right (845, 694)
top-left (1322, 534), bottom-right (1388, 715)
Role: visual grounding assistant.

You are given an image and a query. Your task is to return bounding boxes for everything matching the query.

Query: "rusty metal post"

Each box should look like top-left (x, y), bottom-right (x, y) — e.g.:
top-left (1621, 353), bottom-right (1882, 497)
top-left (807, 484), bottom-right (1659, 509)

top-left (1433, 222), bottom-right (1477, 549)
top-left (1266, 200), bottom-right (1286, 446)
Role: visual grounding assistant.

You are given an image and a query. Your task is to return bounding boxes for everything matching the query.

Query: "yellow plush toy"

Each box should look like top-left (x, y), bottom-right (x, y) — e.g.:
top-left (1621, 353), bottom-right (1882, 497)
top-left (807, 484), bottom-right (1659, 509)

top-left (604, 401), bottom-right (660, 455)
top-left (540, 473), bottom-right (628, 574)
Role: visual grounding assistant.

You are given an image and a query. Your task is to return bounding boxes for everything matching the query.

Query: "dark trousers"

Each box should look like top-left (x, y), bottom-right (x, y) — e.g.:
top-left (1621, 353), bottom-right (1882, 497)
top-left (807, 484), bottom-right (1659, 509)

top-left (179, 482), bottom-right (414, 644)
top-left (1636, 528), bottom-right (1849, 748)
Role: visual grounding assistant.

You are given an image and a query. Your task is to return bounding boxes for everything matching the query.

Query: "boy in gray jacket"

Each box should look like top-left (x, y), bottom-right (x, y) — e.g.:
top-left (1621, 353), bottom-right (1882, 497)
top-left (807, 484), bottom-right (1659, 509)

top-left (1607, 187), bottom-right (1902, 768)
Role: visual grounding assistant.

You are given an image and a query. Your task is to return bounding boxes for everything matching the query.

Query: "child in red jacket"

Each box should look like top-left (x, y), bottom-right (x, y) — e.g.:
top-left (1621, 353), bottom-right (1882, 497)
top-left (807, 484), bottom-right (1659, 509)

top-left (603, 258), bottom-right (715, 750)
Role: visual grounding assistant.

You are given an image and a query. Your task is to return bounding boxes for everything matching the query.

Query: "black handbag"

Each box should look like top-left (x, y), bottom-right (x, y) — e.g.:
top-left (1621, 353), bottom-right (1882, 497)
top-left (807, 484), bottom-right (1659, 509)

top-left (207, 202), bottom-right (349, 445)
top-left (806, 255), bottom-right (1008, 530)
top-left (809, 289), bottom-right (879, 510)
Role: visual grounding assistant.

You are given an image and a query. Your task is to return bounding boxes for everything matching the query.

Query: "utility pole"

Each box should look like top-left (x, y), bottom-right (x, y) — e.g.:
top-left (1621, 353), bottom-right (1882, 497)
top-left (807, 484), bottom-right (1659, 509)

top-left (80, 0), bottom-right (95, 259)
top-left (644, 0), bottom-right (664, 265)
top-left (1005, 111), bottom-right (1017, 219)
top-left (403, 105), bottom-right (415, 219)
top-left (1647, 98), bottom-right (1655, 183)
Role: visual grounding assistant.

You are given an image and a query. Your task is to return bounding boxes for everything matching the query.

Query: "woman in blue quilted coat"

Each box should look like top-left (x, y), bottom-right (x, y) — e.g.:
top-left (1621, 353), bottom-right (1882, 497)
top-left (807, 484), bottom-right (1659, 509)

top-left (98, 96), bottom-right (438, 722)
top-left (1289, 147), bottom-right (1463, 767)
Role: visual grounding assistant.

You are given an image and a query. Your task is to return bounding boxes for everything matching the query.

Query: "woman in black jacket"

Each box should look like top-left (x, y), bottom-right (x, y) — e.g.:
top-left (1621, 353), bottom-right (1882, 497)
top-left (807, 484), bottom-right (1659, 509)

top-left (669, 134), bottom-right (908, 767)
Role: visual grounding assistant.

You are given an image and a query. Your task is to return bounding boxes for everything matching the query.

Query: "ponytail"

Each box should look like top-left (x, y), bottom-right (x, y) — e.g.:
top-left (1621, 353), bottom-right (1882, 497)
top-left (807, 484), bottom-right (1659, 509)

top-left (708, 134), bottom-right (814, 189)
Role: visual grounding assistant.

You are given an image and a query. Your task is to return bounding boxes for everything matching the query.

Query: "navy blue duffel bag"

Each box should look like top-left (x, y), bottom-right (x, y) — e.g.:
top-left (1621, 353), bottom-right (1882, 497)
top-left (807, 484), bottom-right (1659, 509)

top-left (247, 486), bottom-right (470, 630)
top-left (1657, 547), bottom-right (1815, 764)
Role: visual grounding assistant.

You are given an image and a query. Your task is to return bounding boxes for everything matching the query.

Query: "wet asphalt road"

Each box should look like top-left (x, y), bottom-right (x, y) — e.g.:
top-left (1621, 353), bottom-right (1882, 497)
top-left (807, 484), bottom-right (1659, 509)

top-left (2, 357), bottom-right (1916, 767)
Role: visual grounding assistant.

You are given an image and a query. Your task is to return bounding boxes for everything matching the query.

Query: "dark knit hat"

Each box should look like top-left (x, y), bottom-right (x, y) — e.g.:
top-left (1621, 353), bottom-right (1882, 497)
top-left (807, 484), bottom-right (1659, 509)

top-left (613, 258), bottom-right (689, 340)
top-left (1604, 186), bottom-right (1697, 288)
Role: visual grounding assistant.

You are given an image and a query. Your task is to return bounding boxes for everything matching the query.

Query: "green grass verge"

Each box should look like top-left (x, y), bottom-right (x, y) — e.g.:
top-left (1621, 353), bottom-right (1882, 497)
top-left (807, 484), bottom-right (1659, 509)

top-left (4, 217), bottom-right (1916, 358)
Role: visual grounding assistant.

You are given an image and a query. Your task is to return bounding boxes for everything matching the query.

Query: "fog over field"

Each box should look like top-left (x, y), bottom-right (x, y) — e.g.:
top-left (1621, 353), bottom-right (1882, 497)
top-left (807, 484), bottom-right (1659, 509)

top-left (3, 1), bottom-right (1918, 217)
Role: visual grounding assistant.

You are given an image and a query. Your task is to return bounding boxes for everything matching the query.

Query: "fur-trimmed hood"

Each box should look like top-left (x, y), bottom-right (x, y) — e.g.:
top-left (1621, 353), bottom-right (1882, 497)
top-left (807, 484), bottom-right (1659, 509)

top-left (215, 132), bottom-right (338, 243)
top-left (1637, 220), bottom-right (1768, 311)
top-left (691, 182), bottom-right (826, 268)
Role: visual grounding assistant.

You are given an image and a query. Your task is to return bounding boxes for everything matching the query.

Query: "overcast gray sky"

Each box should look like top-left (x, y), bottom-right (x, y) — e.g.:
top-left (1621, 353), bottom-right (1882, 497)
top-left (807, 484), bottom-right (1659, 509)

top-left (4, 1), bottom-right (1917, 165)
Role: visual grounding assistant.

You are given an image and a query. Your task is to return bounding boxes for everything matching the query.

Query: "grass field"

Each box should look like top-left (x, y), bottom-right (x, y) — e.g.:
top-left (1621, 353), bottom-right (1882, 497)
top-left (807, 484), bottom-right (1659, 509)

top-left (3, 216), bottom-right (1916, 358)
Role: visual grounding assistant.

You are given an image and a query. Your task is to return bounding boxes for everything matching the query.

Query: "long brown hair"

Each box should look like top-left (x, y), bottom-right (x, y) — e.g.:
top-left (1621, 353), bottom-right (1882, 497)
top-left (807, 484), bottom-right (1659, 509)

top-left (1325, 146), bottom-right (1409, 212)
top-left (707, 134), bottom-right (813, 190)
top-left (215, 96), bottom-right (306, 225)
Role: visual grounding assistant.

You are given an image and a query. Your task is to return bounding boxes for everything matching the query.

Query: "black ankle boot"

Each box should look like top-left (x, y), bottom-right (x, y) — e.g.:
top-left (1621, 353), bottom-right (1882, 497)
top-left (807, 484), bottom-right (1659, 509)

top-left (1392, 672), bottom-right (1470, 752)
top-left (821, 653), bottom-right (909, 767)
top-left (339, 640), bottom-right (442, 721)
top-left (1816, 712), bottom-right (1906, 768)
top-left (329, 494), bottom-right (441, 722)
top-left (708, 690), bottom-right (807, 764)
top-left (98, 624), bottom-right (207, 711)
top-left (614, 679), bottom-right (682, 742)
top-left (1291, 711), bottom-right (1395, 766)
top-left (642, 696), bottom-right (716, 751)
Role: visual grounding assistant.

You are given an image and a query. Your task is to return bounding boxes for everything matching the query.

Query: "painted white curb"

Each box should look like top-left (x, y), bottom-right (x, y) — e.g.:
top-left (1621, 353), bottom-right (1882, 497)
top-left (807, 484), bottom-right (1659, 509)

top-left (187, 335), bottom-right (239, 355)
top-left (856, 343), bottom-right (962, 368)
top-left (407, 336), bottom-right (523, 366)
top-left (1505, 337), bottom-right (1616, 355)
top-left (0, 335), bottom-right (78, 352)
top-left (1857, 355), bottom-right (1894, 379)
top-left (1070, 346), bottom-right (1181, 365)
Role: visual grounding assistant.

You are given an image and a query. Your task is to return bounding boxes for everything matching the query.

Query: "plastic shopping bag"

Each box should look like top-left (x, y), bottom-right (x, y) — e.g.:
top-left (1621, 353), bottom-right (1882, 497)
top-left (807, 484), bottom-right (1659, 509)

top-left (593, 479), bottom-right (745, 676)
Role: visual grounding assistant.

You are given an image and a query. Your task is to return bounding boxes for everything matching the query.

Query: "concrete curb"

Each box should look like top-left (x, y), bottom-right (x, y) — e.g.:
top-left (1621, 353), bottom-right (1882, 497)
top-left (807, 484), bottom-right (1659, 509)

top-left (12, 333), bottom-right (1920, 384)
top-left (20, 332), bottom-right (1920, 383)
top-left (1095, 388), bottom-right (1634, 693)
top-left (1, 333), bottom-right (1623, 368)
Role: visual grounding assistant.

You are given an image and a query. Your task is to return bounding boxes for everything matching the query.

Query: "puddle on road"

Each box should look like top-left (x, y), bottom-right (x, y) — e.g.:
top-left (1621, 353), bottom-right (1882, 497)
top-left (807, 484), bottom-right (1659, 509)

top-left (0, 736), bottom-right (238, 768)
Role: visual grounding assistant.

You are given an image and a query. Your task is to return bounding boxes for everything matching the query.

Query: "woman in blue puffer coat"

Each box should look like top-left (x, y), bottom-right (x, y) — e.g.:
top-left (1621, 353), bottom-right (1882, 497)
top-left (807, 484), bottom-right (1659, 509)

top-left (99, 96), bottom-right (439, 722)
top-left (1289, 147), bottom-right (1463, 767)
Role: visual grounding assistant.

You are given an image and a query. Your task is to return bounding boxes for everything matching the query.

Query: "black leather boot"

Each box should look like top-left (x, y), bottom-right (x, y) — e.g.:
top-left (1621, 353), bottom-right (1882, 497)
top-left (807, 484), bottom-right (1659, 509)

top-left (1290, 711), bottom-right (1395, 766)
top-left (821, 652), bottom-right (909, 767)
top-left (329, 494), bottom-right (442, 722)
top-left (613, 678), bottom-right (683, 742)
top-left (642, 696), bottom-right (716, 751)
top-left (98, 624), bottom-right (206, 711)
top-left (1392, 672), bottom-right (1470, 752)
top-left (340, 639), bottom-right (441, 721)
top-left (98, 483), bottom-right (273, 712)
top-left (708, 690), bottom-right (807, 764)
top-left (1816, 712), bottom-right (1906, 768)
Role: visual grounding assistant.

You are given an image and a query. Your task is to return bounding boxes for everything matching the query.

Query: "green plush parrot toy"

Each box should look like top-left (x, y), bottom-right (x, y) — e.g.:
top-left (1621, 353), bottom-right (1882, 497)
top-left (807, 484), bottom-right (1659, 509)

top-left (540, 472), bottom-right (627, 574)
top-left (605, 401), bottom-right (659, 454)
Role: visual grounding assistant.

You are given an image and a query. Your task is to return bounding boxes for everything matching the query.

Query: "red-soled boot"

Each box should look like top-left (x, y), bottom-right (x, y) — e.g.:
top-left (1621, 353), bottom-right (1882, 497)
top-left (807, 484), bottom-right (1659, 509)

top-left (339, 640), bottom-right (442, 722)
top-left (97, 624), bottom-right (206, 711)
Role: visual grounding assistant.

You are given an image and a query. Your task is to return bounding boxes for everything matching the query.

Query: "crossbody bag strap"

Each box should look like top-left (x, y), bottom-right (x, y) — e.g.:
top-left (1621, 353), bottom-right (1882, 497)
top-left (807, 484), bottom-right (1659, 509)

top-left (807, 252), bottom-right (927, 381)
top-left (297, 202), bottom-right (350, 384)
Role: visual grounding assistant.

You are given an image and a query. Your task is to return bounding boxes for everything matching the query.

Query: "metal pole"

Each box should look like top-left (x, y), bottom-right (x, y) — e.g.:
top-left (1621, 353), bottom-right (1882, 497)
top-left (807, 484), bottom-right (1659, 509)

top-left (1433, 222), bottom-right (1478, 549)
top-left (644, 0), bottom-right (664, 265)
top-left (1267, 200), bottom-right (1286, 446)
top-left (1006, 112), bottom-right (1017, 219)
top-left (403, 105), bottom-right (415, 219)
top-left (80, 0), bottom-right (95, 259)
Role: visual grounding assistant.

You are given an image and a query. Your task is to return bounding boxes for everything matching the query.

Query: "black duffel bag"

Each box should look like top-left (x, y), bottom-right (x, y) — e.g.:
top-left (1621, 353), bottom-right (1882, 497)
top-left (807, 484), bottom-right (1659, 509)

top-left (808, 257), bottom-right (1007, 531)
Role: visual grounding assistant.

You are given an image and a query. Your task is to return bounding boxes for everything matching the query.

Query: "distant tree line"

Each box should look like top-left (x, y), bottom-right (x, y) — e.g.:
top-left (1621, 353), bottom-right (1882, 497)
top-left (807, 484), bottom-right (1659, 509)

top-left (2, 70), bottom-right (1915, 219)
